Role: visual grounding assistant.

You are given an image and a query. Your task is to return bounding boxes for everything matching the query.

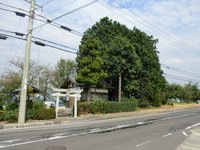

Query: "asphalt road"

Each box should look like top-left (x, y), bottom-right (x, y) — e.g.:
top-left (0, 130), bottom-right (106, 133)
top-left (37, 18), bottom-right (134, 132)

top-left (0, 107), bottom-right (200, 150)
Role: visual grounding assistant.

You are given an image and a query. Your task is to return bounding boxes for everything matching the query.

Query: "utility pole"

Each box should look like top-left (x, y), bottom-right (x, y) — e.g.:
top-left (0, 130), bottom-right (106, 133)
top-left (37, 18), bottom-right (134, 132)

top-left (18, 0), bottom-right (35, 126)
top-left (118, 72), bottom-right (122, 102)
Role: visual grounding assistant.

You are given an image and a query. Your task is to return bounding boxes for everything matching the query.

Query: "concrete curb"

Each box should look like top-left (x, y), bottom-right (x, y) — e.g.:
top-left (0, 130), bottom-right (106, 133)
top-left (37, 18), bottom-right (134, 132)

top-left (0, 105), bottom-right (199, 130)
top-left (176, 126), bottom-right (200, 150)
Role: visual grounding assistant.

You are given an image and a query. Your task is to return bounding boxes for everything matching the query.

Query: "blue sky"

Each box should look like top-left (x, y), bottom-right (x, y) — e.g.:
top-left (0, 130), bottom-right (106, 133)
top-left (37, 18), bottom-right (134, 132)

top-left (0, 0), bottom-right (200, 85)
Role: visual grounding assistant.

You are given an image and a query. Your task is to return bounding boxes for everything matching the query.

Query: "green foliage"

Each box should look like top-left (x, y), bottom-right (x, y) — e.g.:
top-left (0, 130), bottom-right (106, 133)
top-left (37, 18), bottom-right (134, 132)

top-left (26, 101), bottom-right (55, 120)
top-left (121, 97), bottom-right (130, 102)
top-left (5, 100), bottom-right (18, 110)
top-left (53, 58), bottom-right (77, 87)
top-left (166, 82), bottom-right (200, 102)
top-left (3, 109), bottom-right (18, 122)
top-left (0, 110), bottom-right (4, 121)
top-left (77, 17), bottom-right (166, 103)
top-left (76, 39), bottom-right (107, 85)
top-left (78, 100), bottom-right (137, 115)
top-left (166, 100), bottom-right (174, 106)
top-left (138, 99), bottom-right (150, 108)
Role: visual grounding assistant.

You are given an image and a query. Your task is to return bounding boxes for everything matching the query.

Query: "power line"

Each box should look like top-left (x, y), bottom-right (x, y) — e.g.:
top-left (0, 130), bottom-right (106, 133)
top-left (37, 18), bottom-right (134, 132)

top-left (163, 73), bottom-right (200, 83)
top-left (53, 0), bottom-right (99, 21)
top-left (33, 0), bottom-right (99, 31)
top-left (32, 36), bottom-right (78, 52)
top-left (0, 28), bottom-right (79, 52)
top-left (0, 2), bottom-right (28, 13)
top-left (0, 32), bottom-right (77, 54)
top-left (111, 0), bottom-right (199, 52)
top-left (161, 63), bottom-right (200, 78)
top-left (0, 7), bottom-right (27, 17)
top-left (45, 0), bottom-right (78, 15)
top-left (41, 0), bottom-right (56, 7)
top-left (0, 4), bottom-right (82, 37)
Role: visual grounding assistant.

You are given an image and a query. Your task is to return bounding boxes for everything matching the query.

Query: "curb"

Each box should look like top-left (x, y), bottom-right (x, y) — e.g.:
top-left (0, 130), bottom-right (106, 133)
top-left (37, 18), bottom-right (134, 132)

top-left (0, 105), bottom-right (199, 130)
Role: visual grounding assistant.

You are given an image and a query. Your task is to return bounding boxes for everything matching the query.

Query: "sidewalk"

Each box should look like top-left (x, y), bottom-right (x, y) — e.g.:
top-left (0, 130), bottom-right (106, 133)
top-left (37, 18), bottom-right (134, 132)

top-left (176, 127), bottom-right (200, 150)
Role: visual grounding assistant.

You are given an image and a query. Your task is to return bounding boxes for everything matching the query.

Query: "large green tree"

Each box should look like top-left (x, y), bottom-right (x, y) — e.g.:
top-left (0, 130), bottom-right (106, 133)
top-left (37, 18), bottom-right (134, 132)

top-left (77, 17), bottom-right (166, 105)
top-left (52, 58), bottom-right (77, 87)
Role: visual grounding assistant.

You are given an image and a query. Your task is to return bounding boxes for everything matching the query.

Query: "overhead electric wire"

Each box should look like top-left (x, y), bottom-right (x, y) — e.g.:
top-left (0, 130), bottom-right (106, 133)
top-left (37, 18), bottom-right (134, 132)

top-left (0, 28), bottom-right (78, 52)
top-left (32, 36), bottom-right (78, 52)
top-left (97, 1), bottom-right (191, 52)
top-left (161, 63), bottom-right (200, 78)
top-left (52, 0), bottom-right (99, 21)
top-left (45, 0), bottom-right (78, 15)
top-left (0, 4), bottom-right (82, 37)
top-left (0, 2), bottom-right (29, 13)
top-left (163, 73), bottom-right (200, 83)
top-left (0, 32), bottom-right (77, 55)
top-left (41, 0), bottom-right (55, 7)
top-left (33, 0), bottom-right (100, 31)
top-left (111, 0), bottom-right (199, 51)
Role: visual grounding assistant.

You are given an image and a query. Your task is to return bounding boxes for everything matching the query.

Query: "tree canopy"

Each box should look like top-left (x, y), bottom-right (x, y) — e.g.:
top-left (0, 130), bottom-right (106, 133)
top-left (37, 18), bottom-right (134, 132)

top-left (76, 17), bottom-right (167, 106)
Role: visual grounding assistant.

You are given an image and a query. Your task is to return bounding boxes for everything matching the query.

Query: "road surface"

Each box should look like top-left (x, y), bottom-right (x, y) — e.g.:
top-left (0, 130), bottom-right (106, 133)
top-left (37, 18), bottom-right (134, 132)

top-left (0, 107), bottom-right (200, 150)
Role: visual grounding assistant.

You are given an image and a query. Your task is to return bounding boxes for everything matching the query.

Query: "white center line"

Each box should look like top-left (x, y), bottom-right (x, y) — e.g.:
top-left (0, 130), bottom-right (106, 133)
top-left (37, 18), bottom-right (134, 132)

top-left (162, 133), bottom-right (172, 138)
top-left (136, 140), bottom-right (152, 147)
top-left (1, 139), bottom-right (21, 143)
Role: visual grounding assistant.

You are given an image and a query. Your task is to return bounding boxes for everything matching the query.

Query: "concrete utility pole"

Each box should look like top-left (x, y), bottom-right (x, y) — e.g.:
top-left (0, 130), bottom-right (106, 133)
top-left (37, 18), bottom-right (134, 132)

top-left (18, 0), bottom-right (35, 126)
top-left (118, 72), bottom-right (122, 102)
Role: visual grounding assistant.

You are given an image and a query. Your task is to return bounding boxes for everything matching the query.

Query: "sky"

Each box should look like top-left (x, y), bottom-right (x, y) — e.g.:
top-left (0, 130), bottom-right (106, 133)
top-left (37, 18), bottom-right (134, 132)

top-left (0, 0), bottom-right (200, 85)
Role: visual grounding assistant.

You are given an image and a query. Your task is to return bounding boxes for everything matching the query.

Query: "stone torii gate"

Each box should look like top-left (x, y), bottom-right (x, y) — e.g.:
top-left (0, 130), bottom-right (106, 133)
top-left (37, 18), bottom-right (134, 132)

top-left (52, 87), bottom-right (83, 118)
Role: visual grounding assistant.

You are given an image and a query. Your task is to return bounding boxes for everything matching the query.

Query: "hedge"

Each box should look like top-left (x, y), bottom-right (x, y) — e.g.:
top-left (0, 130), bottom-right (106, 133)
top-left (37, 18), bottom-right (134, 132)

top-left (78, 100), bottom-right (138, 115)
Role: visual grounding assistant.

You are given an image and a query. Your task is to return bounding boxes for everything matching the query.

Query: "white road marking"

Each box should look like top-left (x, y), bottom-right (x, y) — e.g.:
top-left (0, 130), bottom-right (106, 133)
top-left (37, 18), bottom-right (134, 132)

top-left (185, 122), bottom-right (200, 130)
top-left (1, 139), bottom-right (21, 143)
top-left (137, 122), bottom-right (145, 125)
top-left (48, 136), bottom-right (65, 140)
top-left (116, 125), bottom-right (130, 128)
top-left (136, 140), bottom-right (152, 147)
top-left (89, 128), bottom-right (101, 133)
top-left (182, 131), bottom-right (188, 137)
top-left (53, 133), bottom-right (68, 136)
top-left (162, 133), bottom-right (172, 138)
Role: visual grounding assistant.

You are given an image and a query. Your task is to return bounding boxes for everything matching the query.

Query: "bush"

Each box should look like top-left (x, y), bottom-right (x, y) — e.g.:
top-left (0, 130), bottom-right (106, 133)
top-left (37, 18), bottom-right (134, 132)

top-left (0, 110), bottom-right (4, 121)
top-left (121, 97), bottom-right (130, 102)
top-left (78, 100), bottom-right (137, 115)
top-left (27, 107), bottom-right (55, 120)
top-left (26, 101), bottom-right (55, 120)
top-left (138, 99), bottom-right (150, 108)
top-left (166, 100), bottom-right (174, 106)
top-left (3, 109), bottom-right (18, 122)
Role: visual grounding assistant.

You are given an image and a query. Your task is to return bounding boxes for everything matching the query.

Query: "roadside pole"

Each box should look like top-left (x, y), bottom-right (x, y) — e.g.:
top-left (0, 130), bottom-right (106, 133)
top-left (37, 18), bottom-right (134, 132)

top-left (18, 0), bottom-right (35, 126)
top-left (74, 96), bottom-right (77, 118)
top-left (55, 93), bottom-right (59, 119)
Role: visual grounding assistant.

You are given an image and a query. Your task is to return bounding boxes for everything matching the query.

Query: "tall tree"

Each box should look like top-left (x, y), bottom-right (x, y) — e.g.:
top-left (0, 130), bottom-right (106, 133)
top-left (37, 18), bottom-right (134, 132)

top-left (77, 17), bottom-right (166, 105)
top-left (76, 39), bottom-right (107, 101)
top-left (53, 58), bottom-right (77, 87)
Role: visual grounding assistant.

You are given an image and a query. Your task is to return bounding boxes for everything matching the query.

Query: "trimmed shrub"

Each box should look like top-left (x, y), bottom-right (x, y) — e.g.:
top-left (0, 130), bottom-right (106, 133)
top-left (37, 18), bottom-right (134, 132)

top-left (3, 109), bottom-right (18, 122)
top-left (138, 99), bottom-right (150, 108)
top-left (78, 100), bottom-right (137, 115)
top-left (26, 101), bottom-right (55, 120)
top-left (27, 107), bottom-right (55, 120)
top-left (0, 110), bottom-right (4, 121)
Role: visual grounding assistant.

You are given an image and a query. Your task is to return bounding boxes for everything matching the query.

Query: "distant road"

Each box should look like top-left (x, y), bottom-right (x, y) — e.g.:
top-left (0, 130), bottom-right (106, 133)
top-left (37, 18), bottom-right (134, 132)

top-left (0, 107), bottom-right (200, 150)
